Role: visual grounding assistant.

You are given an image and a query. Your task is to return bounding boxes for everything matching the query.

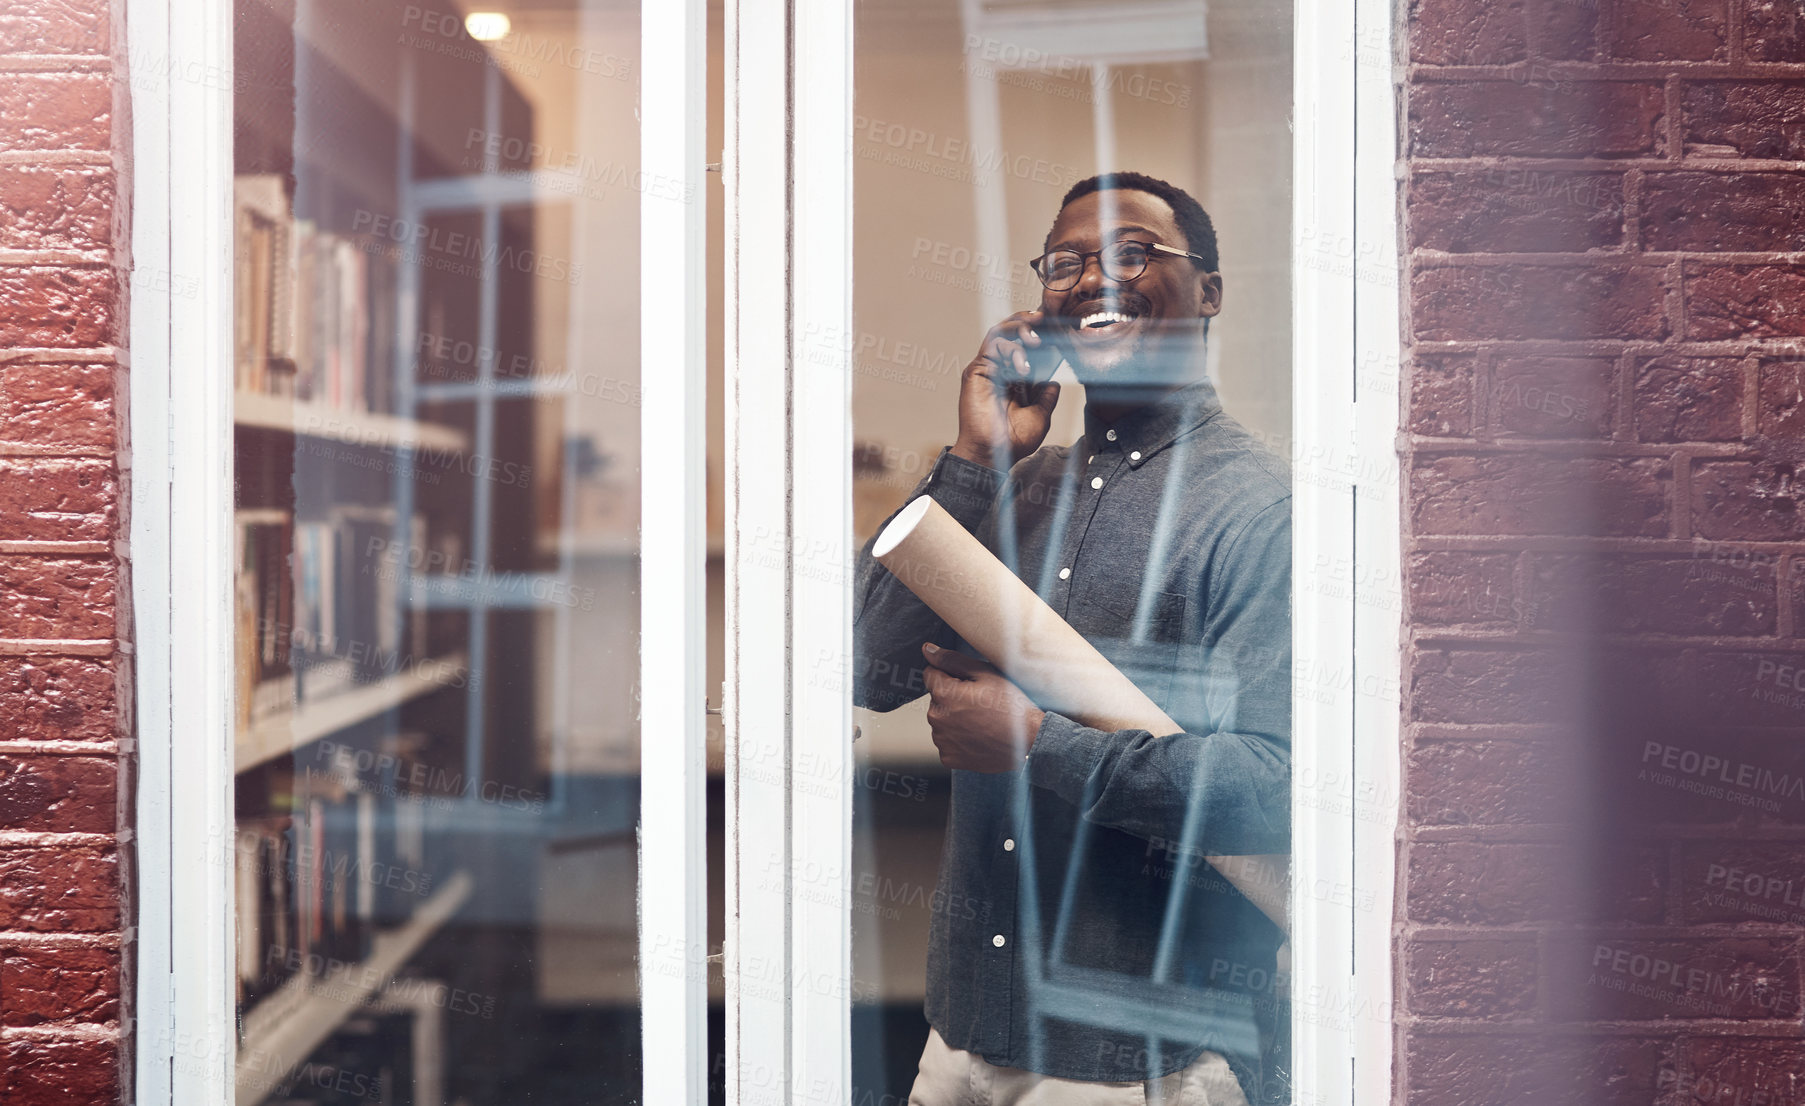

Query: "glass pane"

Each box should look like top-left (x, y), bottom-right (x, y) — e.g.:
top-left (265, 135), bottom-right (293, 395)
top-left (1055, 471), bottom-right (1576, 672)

top-left (850, 2), bottom-right (1294, 1103)
top-left (230, 1), bottom-right (657, 1100)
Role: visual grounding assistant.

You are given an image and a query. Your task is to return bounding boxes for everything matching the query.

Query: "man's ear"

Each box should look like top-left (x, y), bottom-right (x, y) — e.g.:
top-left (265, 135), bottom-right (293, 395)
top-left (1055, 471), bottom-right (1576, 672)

top-left (1197, 271), bottom-right (1224, 318)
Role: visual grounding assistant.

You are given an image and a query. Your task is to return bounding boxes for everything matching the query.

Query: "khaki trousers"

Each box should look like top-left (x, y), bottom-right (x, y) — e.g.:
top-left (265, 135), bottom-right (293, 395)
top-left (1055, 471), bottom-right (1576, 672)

top-left (906, 1029), bottom-right (1251, 1106)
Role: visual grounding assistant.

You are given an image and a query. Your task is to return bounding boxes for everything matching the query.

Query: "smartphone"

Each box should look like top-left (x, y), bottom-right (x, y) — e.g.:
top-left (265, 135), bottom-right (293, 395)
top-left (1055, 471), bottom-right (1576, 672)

top-left (1024, 327), bottom-right (1065, 385)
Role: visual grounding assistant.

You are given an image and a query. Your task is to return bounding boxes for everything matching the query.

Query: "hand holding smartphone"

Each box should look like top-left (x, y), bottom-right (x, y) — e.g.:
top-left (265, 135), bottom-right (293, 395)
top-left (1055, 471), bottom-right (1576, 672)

top-left (950, 308), bottom-right (1065, 468)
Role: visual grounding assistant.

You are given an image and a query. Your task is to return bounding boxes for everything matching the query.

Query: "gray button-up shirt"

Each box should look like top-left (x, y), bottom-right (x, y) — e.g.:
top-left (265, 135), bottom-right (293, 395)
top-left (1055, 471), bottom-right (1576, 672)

top-left (853, 380), bottom-right (1291, 1101)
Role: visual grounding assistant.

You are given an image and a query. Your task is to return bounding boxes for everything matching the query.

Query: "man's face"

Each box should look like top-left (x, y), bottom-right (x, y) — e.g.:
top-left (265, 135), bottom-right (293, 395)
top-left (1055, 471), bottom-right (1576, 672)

top-left (1038, 188), bottom-right (1222, 388)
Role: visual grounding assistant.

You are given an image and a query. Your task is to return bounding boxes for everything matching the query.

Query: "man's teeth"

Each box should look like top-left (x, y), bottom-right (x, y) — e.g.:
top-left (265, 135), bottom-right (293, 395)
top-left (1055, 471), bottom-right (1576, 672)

top-left (1082, 311), bottom-right (1135, 329)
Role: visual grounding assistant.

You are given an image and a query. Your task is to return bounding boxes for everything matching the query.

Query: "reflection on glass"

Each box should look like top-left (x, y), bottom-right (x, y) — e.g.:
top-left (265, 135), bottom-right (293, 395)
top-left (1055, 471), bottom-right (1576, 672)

top-left (231, 1), bottom-right (656, 1100)
top-left (851, 2), bottom-right (1294, 1103)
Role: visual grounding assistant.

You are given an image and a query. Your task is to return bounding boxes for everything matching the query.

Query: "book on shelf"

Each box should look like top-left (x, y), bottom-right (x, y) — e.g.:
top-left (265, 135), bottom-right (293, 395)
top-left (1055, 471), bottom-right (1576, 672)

top-left (236, 745), bottom-right (418, 1016)
top-left (237, 515), bottom-right (296, 732)
top-left (234, 729), bottom-right (453, 1015)
top-left (238, 507), bottom-right (431, 730)
top-left (234, 172), bottom-right (401, 417)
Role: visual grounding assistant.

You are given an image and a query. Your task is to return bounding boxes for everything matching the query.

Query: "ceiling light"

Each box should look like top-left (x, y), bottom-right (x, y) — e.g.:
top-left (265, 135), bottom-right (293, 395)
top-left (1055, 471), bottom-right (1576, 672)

top-left (464, 12), bottom-right (511, 41)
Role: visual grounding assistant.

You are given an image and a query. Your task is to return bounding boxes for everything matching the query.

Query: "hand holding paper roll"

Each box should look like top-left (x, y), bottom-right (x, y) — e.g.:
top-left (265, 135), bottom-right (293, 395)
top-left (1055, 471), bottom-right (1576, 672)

top-left (874, 494), bottom-right (1291, 934)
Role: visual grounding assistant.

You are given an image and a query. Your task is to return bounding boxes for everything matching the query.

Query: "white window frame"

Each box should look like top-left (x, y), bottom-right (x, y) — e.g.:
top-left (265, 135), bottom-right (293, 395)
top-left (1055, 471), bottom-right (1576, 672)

top-left (130, 0), bottom-right (1395, 1100)
top-left (722, 5), bottom-right (1400, 1106)
top-left (1292, 1), bottom-right (1402, 1104)
top-left (130, 0), bottom-right (718, 1103)
top-left (722, 0), bottom-right (857, 1101)
top-left (132, 0), bottom-right (237, 1097)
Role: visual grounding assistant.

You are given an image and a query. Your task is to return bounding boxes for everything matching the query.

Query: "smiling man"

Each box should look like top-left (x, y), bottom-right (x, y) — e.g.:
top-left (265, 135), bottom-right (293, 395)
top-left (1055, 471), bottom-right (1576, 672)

top-left (853, 172), bottom-right (1292, 1106)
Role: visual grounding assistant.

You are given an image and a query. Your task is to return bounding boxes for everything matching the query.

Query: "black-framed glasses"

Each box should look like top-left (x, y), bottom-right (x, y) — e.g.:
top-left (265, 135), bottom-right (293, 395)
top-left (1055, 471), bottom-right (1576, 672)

top-left (1027, 239), bottom-right (1207, 291)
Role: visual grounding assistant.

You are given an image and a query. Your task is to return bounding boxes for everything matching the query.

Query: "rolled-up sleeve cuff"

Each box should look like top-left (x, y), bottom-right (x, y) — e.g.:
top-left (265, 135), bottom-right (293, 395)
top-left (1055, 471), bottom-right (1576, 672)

top-left (924, 448), bottom-right (1005, 529)
top-left (1026, 711), bottom-right (1112, 803)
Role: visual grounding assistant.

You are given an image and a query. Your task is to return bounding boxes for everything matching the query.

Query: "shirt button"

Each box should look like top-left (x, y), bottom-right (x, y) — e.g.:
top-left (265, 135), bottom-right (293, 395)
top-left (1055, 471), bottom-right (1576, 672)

top-left (992, 934), bottom-right (1006, 948)
top-left (1004, 838), bottom-right (1016, 851)
top-left (1090, 476), bottom-right (1103, 489)
top-left (1130, 450), bottom-right (1142, 461)
top-left (1088, 454), bottom-right (1095, 463)
top-left (1058, 567), bottom-right (1071, 580)
top-left (1105, 429), bottom-right (1117, 441)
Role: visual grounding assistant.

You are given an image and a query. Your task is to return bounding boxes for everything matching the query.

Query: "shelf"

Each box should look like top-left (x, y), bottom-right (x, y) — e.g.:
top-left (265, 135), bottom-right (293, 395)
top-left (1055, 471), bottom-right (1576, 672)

top-left (236, 653), bottom-right (469, 773)
top-left (235, 869), bottom-right (474, 1106)
top-left (235, 390), bottom-right (470, 454)
top-left (234, 507), bottom-right (292, 526)
top-left (535, 533), bottom-right (727, 559)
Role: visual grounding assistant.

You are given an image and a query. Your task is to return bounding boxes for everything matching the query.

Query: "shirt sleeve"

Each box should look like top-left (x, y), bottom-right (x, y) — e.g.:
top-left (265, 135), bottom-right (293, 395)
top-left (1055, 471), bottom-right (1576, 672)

top-left (851, 448), bottom-right (1006, 712)
top-left (1024, 496), bottom-right (1292, 856)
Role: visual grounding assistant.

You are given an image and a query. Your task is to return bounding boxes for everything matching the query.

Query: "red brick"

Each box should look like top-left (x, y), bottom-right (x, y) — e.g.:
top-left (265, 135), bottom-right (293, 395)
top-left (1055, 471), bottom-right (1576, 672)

top-left (1605, 0), bottom-right (1728, 60)
top-left (0, 756), bottom-right (113, 833)
top-left (1410, 454), bottom-right (1670, 537)
top-left (1407, 938), bottom-right (1540, 1018)
top-left (0, 459), bottom-right (114, 542)
top-left (1528, 0), bottom-right (1600, 60)
top-left (0, 657), bottom-right (115, 742)
top-left (1400, 548), bottom-right (1516, 624)
top-left (1409, 646), bottom-right (1572, 723)
top-left (1409, 170), bottom-right (1623, 253)
top-left (1688, 264), bottom-right (1805, 340)
top-left (1695, 650), bottom-right (1805, 733)
top-left (1681, 843), bottom-right (1805, 926)
top-left (1408, 80), bottom-right (1665, 159)
top-left (1407, 551), bottom-right (1517, 627)
top-left (1624, 727), bottom-right (1805, 823)
top-left (0, 73), bottom-right (109, 151)
top-left (1643, 172), bottom-right (1805, 253)
top-left (1693, 461), bottom-right (1805, 542)
top-left (1409, 0), bottom-right (1528, 64)
top-left (1489, 356), bottom-right (1613, 438)
top-left (1407, 841), bottom-right (1665, 924)
top-left (1407, 354), bottom-right (1475, 437)
top-left (1406, 739), bottom-right (1578, 826)
top-left (1757, 359), bottom-right (1805, 440)
top-left (0, 557), bottom-right (113, 638)
top-left (1671, 1039), bottom-right (1805, 1104)
top-left (0, 846), bottom-right (116, 931)
top-left (1547, 935), bottom-right (1802, 1020)
top-left (1412, 265), bottom-right (1668, 342)
top-left (1408, 842), bottom-right (1559, 924)
top-left (1527, 553), bottom-right (1775, 635)
top-left (0, 361), bottom-right (112, 451)
top-left (1, 944), bottom-right (118, 1026)
top-left (1745, 0), bottom-right (1805, 62)
top-left (0, 166), bottom-right (111, 251)
top-left (0, 0), bottom-right (108, 54)
top-left (1634, 357), bottom-right (1744, 442)
top-left (1683, 81), bottom-right (1805, 159)
top-left (0, 1036), bottom-right (116, 1105)
top-left (0, 266), bottom-right (115, 347)
top-left (1407, 1035), bottom-right (1668, 1106)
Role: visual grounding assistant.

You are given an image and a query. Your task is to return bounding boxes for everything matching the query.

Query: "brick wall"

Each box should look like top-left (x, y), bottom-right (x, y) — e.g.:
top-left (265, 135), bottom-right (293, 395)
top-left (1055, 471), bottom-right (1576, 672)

top-left (1400, 0), bottom-right (1805, 1101)
top-left (0, 0), bottom-right (129, 1101)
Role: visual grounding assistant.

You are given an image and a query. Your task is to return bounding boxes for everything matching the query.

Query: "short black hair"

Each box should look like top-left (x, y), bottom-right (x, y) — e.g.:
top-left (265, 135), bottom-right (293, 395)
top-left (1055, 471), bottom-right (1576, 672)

top-left (1050, 171), bottom-right (1219, 274)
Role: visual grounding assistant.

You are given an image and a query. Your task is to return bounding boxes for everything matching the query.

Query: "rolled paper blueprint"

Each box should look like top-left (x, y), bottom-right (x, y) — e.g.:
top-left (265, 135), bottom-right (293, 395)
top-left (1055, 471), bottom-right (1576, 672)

top-left (873, 494), bottom-right (1290, 934)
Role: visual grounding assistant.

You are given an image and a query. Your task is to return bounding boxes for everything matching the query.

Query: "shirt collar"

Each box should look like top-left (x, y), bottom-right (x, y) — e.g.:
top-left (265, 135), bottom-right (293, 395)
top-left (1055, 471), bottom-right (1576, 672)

top-left (1082, 379), bottom-right (1223, 469)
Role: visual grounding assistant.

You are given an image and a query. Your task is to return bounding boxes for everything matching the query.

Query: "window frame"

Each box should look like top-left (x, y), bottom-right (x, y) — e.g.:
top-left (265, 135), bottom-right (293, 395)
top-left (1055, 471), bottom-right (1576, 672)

top-left (131, 0), bottom-right (238, 1097)
top-left (721, 3), bottom-right (1400, 1106)
top-left (128, 0), bottom-right (1397, 1101)
top-left (1291, 0), bottom-right (1402, 1103)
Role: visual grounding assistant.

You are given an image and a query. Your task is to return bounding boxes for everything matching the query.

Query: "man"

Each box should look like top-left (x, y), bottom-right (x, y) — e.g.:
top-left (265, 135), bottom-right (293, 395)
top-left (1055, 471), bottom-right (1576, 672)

top-left (853, 172), bottom-right (1291, 1105)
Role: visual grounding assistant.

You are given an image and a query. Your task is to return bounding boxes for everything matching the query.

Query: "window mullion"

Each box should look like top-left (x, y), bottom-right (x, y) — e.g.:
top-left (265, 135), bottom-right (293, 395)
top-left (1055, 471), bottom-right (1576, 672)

top-left (640, 0), bottom-right (711, 1099)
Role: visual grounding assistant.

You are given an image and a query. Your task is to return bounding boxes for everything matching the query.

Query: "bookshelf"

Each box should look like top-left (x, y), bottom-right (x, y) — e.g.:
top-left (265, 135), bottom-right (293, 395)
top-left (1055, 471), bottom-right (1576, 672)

top-left (234, 869), bottom-right (474, 1106)
top-left (227, 3), bottom-right (636, 1098)
top-left (235, 652), bottom-right (470, 773)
